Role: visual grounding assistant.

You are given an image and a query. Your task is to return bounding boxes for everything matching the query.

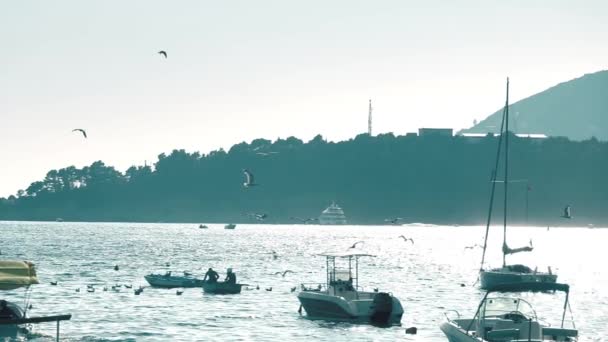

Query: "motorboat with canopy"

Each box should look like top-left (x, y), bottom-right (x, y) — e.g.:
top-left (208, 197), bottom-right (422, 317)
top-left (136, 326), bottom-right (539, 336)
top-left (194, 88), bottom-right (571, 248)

top-left (440, 282), bottom-right (578, 341)
top-left (479, 78), bottom-right (557, 289)
top-left (0, 260), bottom-right (71, 341)
top-left (297, 252), bottom-right (403, 326)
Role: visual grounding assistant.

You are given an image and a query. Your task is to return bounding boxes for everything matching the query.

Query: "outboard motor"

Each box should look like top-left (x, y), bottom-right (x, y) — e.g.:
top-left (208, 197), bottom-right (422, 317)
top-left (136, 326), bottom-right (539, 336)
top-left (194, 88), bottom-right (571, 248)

top-left (370, 292), bottom-right (393, 326)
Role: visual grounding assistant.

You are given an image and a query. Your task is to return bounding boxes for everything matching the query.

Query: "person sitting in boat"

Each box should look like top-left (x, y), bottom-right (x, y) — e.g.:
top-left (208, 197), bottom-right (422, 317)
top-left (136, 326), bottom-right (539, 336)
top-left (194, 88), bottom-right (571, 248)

top-left (224, 268), bottom-right (236, 284)
top-left (203, 268), bottom-right (220, 283)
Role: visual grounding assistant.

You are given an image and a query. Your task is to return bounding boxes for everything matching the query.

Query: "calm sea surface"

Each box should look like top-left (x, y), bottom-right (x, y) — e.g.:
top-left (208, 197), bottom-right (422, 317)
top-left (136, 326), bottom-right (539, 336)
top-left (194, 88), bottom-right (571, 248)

top-left (1, 221), bottom-right (606, 341)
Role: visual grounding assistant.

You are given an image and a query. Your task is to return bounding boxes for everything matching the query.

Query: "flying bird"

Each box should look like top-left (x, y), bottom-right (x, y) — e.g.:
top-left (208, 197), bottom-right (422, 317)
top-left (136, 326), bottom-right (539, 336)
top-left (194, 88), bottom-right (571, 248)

top-left (256, 151), bottom-right (279, 156)
top-left (349, 241), bottom-right (364, 249)
top-left (242, 169), bottom-right (258, 187)
top-left (384, 218), bottom-right (403, 225)
top-left (158, 50), bottom-right (167, 58)
top-left (561, 205), bottom-right (572, 219)
top-left (464, 244), bottom-right (483, 250)
top-left (290, 217), bottom-right (318, 224)
top-left (72, 128), bottom-right (87, 138)
top-left (248, 213), bottom-right (268, 221)
top-left (274, 270), bottom-right (294, 277)
top-left (398, 236), bottom-right (414, 244)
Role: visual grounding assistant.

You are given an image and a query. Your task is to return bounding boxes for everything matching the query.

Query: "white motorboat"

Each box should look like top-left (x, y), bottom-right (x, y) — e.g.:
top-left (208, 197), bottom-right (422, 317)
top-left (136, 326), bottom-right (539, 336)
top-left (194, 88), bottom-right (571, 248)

top-left (297, 252), bottom-right (403, 326)
top-left (0, 261), bottom-right (71, 341)
top-left (478, 79), bottom-right (556, 289)
top-left (318, 202), bottom-right (348, 225)
top-left (144, 272), bottom-right (204, 288)
top-left (440, 282), bottom-right (578, 341)
top-left (224, 224), bottom-right (236, 229)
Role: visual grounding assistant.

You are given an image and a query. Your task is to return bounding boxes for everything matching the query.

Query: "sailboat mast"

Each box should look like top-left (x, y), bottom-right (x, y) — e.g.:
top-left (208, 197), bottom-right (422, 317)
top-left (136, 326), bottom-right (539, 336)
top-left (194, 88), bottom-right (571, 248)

top-left (479, 107), bottom-right (507, 271)
top-left (502, 77), bottom-right (510, 267)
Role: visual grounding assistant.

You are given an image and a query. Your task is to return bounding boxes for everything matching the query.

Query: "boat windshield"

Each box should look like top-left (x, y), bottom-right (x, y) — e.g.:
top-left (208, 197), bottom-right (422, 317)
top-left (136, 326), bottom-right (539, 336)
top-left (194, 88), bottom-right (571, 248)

top-left (481, 296), bottom-right (537, 320)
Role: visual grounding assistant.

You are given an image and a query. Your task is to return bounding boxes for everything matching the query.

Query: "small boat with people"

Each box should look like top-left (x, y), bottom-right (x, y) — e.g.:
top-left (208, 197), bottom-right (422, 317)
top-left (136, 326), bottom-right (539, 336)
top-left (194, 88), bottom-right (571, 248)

top-left (0, 261), bottom-right (71, 341)
top-left (297, 252), bottom-right (403, 326)
top-left (202, 282), bottom-right (244, 294)
top-left (224, 224), bottom-right (236, 229)
top-left (440, 282), bottom-right (578, 341)
top-left (144, 272), bottom-right (204, 288)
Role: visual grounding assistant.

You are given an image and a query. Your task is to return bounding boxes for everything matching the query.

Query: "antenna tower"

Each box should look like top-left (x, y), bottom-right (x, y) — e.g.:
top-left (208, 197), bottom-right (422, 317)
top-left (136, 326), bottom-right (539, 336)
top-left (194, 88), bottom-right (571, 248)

top-left (368, 99), bottom-right (372, 135)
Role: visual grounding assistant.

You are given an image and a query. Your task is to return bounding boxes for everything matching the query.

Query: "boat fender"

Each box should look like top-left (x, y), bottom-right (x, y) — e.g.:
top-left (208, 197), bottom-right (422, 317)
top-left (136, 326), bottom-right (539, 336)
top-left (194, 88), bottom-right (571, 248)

top-left (370, 292), bottom-right (393, 326)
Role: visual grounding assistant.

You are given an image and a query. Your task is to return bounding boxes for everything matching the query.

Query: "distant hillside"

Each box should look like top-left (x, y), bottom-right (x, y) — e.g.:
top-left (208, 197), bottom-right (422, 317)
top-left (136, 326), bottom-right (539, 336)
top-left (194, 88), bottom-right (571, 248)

top-left (461, 70), bottom-right (608, 141)
top-left (1, 133), bottom-right (608, 225)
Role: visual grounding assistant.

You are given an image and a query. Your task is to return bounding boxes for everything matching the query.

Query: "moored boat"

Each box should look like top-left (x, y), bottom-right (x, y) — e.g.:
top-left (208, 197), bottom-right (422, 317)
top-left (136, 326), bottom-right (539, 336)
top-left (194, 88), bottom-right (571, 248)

top-left (224, 224), bottom-right (236, 229)
top-left (0, 261), bottom-right (71, 340)
top-left (297, 252), bottom-right (403, 326)
top-left (478, 79), bottom-right (556, 289)
top-left (440, 282), bottom-right (578, 341)
top-left (144, 272), bottom-right (204, 288)
top-left (201, 281), bottom-right (243, 294)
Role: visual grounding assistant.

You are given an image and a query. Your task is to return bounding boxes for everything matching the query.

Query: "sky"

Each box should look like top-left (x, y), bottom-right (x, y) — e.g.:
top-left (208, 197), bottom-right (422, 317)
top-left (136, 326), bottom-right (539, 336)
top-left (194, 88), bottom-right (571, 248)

top-left (1, 0), bottom-right (607, 196)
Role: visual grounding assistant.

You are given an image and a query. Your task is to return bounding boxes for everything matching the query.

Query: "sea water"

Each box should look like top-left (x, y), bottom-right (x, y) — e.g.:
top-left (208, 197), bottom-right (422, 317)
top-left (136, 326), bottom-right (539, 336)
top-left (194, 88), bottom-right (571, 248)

top-left (1, 221), bottom-right (606, 341)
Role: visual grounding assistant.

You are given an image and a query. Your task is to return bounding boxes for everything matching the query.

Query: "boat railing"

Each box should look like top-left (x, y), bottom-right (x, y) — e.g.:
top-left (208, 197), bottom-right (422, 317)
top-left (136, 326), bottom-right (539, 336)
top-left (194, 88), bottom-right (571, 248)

top-left (443, 310), bottom-right (461, 322)
top-left (0, 314), bottom-right (72, 342)
top-left (300, 283), bottom-right (326, 292)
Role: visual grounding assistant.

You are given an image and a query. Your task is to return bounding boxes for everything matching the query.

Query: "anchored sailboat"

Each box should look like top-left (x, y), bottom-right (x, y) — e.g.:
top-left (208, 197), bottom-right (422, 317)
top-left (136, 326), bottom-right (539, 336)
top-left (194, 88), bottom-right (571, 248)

top-left (478, 78), bottom-right (557, 290)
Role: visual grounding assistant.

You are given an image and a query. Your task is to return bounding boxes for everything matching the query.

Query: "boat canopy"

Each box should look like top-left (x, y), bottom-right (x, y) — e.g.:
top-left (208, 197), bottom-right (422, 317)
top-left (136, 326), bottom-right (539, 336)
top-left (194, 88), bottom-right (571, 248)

top-left (487, 282), bottom-right (569, 294)
top-left (0, 261), bottom-right (39, 290)
top-left (317, 252), bottom-right (375, 258)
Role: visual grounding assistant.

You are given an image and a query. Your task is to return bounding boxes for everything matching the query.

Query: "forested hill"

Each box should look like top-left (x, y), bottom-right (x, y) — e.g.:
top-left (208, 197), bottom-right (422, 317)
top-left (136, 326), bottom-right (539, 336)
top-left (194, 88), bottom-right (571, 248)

top-left (461, 70), bottom-right (608, 141)
top-left (1, 133), bottom-right (607, 226)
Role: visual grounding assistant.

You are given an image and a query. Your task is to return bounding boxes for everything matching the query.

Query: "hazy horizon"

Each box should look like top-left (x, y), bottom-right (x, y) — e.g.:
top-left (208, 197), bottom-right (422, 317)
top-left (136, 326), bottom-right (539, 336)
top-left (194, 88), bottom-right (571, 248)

top-left (2, 0), bottom-right (607, 197)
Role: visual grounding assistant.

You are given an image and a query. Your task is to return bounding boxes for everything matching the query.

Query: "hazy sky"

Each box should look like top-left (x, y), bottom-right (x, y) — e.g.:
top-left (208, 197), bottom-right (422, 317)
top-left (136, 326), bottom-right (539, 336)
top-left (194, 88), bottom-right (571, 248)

top-left (1, 0), bottom-right (607, 196)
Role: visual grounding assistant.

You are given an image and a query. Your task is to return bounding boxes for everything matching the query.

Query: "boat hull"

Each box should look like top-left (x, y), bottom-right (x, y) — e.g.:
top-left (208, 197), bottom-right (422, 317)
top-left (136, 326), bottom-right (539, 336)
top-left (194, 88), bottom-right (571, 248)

top-left (297, 291), bottom-right (403, 325)
top-left (202, 282), bottom-right (242, 294)
top-left (440, 321), bottom-right (479, 342)
top-left (144, 275), bottom-right (204, 288)
top-left (480, 268), bottom-right (557, 290)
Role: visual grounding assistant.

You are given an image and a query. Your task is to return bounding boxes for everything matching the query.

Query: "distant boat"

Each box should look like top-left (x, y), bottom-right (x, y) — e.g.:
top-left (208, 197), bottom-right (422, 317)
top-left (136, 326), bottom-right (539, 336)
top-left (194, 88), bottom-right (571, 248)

top-left (478, 79), bottom-right (557, 289)
top-left (144, 272), bottom-right (204, 288)
top-left (199, 224), bottom-right (208, 229)
top-left (55, 218), bottom-right (63, 222)
top-left (202, 282), bottom-right (244, 294)
top-left (224, 224), bottom-right (236, 230)
top-left (318, 202), bottom-right (347, 225)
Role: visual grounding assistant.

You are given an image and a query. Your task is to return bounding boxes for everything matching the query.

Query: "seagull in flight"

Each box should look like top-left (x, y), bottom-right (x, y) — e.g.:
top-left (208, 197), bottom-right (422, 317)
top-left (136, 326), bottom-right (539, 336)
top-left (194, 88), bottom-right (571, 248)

top-left (274, 270), bottom-right (294, 277)
top-left (290, 217), bottom-right (318, 224)
top-left (349, 241), bottom-right (364, 249)
top-left (248, 213), bottom-right (267, 221)
top-left (158, 50), bottom-right (167, 58)
top-left (256, 151), bottom-right (279, 156)
top-left (561, 205), bottom-right (572, 219)
top-left (242, 169), bottom-right (258, 187)
top-left (72, 128), bottom-right (87, 138)
top-left (464, 244), bottom-right (483, 250)
top-left (384, 218), bottom-right (403, 225)
top-left (398, 236), bottom-right (414, 244)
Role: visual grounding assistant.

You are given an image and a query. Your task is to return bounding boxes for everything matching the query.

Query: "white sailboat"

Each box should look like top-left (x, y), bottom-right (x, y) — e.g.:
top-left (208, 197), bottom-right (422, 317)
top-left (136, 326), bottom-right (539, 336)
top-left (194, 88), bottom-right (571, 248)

top-left (478, 78), bottom-right (557, 290)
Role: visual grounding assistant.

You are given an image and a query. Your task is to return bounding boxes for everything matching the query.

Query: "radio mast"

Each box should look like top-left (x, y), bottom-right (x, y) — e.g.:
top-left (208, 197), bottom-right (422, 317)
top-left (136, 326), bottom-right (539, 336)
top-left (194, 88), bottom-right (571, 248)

top-left (368, 99), bottom-right (372, 136)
